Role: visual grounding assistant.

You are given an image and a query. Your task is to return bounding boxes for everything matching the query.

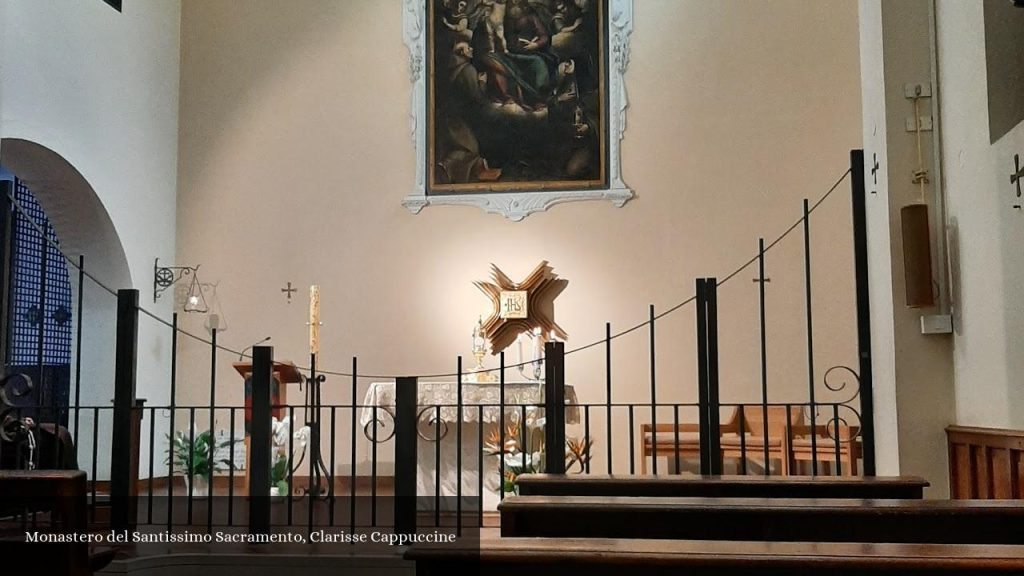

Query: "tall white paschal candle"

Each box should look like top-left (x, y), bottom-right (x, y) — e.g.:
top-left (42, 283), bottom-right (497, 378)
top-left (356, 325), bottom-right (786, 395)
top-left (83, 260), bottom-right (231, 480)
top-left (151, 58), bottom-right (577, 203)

top-left (309, 284), bottom-right (320, 356)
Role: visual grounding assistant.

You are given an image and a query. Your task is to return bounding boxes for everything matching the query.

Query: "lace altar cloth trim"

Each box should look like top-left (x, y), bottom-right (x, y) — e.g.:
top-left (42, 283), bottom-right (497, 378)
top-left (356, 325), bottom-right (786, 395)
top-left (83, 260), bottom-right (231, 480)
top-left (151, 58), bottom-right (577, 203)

top-left (360, 381), bottom-right (580, 426)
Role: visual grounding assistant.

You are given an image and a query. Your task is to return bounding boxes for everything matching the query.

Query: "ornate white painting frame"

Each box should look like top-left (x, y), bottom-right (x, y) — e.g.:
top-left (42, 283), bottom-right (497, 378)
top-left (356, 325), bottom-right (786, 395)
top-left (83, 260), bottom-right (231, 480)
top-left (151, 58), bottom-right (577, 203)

top-left (402, 0), bottom-right (634, 221)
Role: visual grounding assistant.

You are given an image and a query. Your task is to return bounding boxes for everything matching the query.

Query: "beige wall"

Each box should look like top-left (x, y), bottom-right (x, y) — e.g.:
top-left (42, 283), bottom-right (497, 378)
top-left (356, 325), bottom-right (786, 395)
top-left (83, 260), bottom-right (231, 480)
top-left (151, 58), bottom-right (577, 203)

top-left (176, 0), bottom-right (862, 473)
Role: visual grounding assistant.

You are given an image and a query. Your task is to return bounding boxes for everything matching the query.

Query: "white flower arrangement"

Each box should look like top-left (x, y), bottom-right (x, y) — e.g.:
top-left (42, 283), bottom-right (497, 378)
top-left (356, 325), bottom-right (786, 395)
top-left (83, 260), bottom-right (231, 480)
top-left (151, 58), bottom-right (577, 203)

top-left (270, 416), bottom-right (310, 496)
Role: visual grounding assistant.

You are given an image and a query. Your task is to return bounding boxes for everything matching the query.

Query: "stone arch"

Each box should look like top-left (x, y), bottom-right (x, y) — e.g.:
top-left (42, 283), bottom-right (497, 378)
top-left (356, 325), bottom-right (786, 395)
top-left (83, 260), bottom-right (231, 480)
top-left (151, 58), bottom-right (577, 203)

top-left (1, 139), bottom-right (130, 477)
top-left (1, 138), bottom-right (131, 292)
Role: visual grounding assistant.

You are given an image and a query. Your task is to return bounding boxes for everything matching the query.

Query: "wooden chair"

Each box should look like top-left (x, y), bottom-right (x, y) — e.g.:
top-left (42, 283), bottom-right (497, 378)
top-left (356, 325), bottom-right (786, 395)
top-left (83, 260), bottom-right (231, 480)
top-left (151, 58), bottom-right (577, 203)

top-left (788, 421), bottom-right (862, 476)
top-left (720, 406), bottom-right (804, 475)
top-left (640, 408), bottom-right (741, 473)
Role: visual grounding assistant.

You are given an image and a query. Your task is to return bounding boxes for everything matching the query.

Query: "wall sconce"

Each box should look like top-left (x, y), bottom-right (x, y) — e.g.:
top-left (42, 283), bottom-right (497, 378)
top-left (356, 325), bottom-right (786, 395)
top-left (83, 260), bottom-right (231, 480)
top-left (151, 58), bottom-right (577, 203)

top-left (153, 258), bottom-right (208, 313)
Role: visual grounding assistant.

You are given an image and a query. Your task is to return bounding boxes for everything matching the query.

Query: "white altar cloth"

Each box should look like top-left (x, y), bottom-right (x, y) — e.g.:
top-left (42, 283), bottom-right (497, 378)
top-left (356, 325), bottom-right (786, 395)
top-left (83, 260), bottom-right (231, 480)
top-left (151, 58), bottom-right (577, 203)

top-left (359, 381), bottom-right (579, 511)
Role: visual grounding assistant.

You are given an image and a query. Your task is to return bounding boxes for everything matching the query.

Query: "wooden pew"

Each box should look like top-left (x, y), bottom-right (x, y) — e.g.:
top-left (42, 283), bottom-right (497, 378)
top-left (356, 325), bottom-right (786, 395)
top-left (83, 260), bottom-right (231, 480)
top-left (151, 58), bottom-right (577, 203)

top-left (516, 473), bottom-right (929, 499)
top-left (406, 537), bottom-right (1024, 576)
top-left (499, 495), bottom-right (1024, 544)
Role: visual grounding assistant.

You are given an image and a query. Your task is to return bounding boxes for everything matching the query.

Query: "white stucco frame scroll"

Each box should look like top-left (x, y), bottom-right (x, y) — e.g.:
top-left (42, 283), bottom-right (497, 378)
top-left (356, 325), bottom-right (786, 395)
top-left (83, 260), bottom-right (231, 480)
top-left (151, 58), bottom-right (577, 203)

top-left (401, 0), bottom-right (634, 221)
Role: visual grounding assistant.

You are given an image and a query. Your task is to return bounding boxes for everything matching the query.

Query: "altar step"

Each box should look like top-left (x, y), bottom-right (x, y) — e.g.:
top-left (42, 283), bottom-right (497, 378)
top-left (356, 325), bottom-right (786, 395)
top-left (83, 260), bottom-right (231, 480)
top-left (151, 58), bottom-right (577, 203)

top-left (98, 541), bottom-right (416, 576)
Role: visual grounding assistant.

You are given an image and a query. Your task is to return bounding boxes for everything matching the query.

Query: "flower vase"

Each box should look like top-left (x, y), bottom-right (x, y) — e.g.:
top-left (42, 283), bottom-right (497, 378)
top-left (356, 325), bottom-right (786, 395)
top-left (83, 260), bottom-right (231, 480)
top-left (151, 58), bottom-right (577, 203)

top-left (184, 474), bottom-right (210, 499)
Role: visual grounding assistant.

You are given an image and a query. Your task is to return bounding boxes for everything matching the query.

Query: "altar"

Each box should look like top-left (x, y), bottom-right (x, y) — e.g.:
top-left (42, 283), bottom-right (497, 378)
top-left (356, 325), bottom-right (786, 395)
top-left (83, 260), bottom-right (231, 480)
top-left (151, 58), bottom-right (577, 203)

top-left (360, 381), bottom-right (579, 511)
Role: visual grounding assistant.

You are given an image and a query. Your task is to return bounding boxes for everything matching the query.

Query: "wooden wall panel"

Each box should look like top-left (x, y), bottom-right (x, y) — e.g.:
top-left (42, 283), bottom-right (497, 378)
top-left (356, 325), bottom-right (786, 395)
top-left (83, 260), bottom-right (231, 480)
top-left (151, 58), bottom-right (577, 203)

top-left (991, 449), bottom-right (1013, 499)
top-left (947, 426), bottom-right (1024, 500)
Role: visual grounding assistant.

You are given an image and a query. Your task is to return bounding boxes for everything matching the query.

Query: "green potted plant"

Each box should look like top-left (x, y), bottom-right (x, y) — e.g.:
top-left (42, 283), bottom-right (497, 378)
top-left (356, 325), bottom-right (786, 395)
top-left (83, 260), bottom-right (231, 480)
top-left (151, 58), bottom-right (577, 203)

top-left (166, 429), bottom-right (237, 498)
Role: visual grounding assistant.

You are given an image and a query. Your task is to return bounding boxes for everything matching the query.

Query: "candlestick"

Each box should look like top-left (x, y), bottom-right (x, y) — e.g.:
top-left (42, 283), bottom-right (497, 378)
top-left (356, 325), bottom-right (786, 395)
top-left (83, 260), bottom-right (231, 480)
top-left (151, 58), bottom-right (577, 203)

top-left (309, 284), bottom-right (320, 356)
top-left (472, 316), bottom-right (486, 354)
top-left (534, 328), bottom-right (544, 380)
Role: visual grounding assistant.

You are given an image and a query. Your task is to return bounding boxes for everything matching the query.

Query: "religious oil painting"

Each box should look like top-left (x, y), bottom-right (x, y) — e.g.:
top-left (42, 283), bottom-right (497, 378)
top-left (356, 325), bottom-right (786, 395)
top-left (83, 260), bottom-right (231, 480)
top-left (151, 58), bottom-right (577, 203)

top-left (428, 0), bottom-right (608, 194)
top-left (403, 0), bottom-right (631, 219)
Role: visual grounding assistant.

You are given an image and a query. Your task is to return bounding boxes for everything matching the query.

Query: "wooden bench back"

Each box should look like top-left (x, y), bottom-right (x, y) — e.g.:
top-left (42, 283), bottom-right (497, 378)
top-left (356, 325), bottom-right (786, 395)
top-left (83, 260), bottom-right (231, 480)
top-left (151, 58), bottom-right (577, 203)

top-left (740, 405), bottom-right (805, 437)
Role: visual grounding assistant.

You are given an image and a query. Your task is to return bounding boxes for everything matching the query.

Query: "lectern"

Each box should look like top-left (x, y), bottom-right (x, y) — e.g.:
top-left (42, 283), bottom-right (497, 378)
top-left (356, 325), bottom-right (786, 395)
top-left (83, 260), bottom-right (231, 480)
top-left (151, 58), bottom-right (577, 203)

top-left (232, 361), bottom-right (303, 491)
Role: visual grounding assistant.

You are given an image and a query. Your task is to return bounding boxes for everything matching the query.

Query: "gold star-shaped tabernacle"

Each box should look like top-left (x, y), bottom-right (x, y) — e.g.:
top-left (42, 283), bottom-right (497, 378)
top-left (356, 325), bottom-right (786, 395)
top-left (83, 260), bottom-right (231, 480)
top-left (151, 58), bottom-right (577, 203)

top-left (474, 261), bottom-right (568, 354)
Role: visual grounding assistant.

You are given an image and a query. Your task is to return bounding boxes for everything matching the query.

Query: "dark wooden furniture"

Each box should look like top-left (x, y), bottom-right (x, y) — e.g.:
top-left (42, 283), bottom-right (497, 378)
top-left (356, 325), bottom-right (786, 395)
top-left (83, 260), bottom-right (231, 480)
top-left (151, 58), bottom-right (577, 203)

top-left (515, 473), bottom-right (929, 499)
top-left (406, 537), bottom-right (1024, 576)
top-left (498, 495), bottom-right (1024, 544)
top-left (233, 360), bottom-right (303, 492)
top-left (0, 470), bottom-right (114, 576)
top-left (947, 425), bottom-right (1024, 499)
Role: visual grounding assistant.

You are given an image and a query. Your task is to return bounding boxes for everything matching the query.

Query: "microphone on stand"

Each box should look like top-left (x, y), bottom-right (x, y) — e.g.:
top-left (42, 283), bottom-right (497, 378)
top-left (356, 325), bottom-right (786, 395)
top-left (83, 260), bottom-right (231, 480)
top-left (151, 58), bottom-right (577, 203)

top-left (238, 336), bottom-right (272, 361)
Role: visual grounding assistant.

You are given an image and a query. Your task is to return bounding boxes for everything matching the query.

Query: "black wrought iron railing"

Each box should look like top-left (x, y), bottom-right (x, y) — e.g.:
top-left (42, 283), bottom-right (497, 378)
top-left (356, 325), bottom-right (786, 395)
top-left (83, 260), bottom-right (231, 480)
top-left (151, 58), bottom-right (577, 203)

top-left (0, 150), bottom-right (875, 538)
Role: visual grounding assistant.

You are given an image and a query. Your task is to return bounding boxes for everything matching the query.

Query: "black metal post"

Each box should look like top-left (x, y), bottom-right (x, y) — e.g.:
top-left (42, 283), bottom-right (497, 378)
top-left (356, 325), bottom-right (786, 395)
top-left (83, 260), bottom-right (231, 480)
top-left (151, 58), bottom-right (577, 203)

top-left (499, 353), bottom-right (506, 499)
top-left (110, 289), bottom-right (139, 532)
top-left (166, 313), bottom-right (178, 531)
top-left (628, 406), bottom-right (635, 474)
top-left (147, 406), bottom-right (155, 523)
top-left (350, 357), bottom-right (357, 536)
top-left (649, 305), bottom-right (657, 475)
top-left (696, 279), bottom-right (711, 476)
top-left (208, 328), bottom-right (217, 526)
top-left (0, 182), bottom-right (12, 366)
top-left (229, 408), bottom-right (236, 525)
top-left (696, 279), bottom-right (722, 475)
top-left (456, 357), bottom-right (463, 535)
top-left (851, 149), bottom-right (877, 475)
top-left (394, 376), bottom-right (418, 535)
top-left (544, 341), bottom-right (566, 474)
top-left (605, 322), bottom-right (613, 474)
top-left (73, 255), bottom-right (84, 453)
top-left (706, 279), bottom-right (722, 475)
top-left (248, 345), bottom-right (273, 535)
top-left (36, 222), bottom-right (50, 465)
top-left (758, 239), bottom-right (770, 474)
top-left (804, 199), bottom-right (818, 475)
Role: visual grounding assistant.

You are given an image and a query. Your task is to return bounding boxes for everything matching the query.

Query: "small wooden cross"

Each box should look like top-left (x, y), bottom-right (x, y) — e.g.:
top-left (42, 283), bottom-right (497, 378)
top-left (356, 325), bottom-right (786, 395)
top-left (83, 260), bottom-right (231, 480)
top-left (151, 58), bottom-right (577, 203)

top-left (281, 282), bottom-right (297, 303)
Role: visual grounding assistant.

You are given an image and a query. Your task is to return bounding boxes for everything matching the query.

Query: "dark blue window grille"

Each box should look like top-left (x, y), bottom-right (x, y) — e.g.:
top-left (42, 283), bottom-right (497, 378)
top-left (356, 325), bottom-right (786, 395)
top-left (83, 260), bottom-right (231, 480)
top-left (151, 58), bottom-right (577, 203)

top-left (8, 181), bottom-right (72, 367)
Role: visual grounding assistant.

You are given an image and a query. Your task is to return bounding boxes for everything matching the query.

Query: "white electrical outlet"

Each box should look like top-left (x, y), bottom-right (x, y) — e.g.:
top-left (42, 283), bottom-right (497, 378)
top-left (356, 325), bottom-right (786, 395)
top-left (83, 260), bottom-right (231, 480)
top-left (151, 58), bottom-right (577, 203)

top-left (921, 314), bottom-right (953, 335)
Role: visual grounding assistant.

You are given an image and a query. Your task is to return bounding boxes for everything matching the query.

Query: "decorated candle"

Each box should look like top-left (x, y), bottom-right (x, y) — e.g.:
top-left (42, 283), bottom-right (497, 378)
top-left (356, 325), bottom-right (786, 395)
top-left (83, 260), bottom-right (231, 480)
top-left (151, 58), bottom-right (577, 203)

top-left (309, 284), bottom-right (320, 355)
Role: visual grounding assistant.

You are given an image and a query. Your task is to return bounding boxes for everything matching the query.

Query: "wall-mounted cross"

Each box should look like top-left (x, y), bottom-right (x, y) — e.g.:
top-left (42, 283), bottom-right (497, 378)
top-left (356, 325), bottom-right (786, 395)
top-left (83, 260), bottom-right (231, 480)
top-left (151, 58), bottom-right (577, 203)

top-left (870, 153), bottom-right (880, 194)
top-left (1012, 154), bottom-right (1023, 197)
top-left (281, 282), bottom-right (297, 303)
top-left (1011, 154), bottom-right (1019, 211)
